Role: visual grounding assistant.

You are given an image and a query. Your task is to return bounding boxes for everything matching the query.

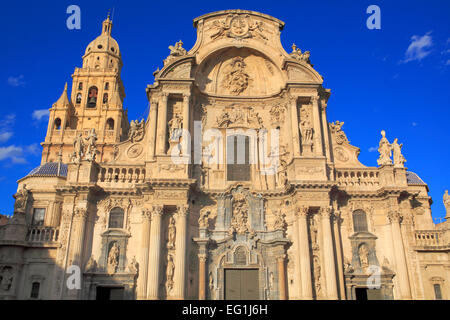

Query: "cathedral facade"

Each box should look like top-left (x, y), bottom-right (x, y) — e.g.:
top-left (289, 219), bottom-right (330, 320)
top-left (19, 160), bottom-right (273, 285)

top-left (0, 10), bottom-right (449, 300)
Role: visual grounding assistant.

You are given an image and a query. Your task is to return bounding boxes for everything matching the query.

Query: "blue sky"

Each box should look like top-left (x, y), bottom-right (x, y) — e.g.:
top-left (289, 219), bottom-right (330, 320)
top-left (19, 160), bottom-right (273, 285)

top-left (1, 0), bottom-right (449, 221)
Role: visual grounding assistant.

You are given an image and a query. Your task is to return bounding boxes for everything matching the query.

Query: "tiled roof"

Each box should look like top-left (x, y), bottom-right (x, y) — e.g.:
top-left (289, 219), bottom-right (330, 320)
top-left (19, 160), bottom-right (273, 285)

top-left (27, 162), bottom-right (67, 178)
top-left (406, 171), bottom-right (426, 185)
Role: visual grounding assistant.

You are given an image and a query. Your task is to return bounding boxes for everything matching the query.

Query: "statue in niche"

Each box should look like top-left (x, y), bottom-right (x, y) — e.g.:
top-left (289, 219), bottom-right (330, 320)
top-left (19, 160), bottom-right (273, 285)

top-left (168, 113), bottom-right (183, 142)
top-left (377, 130), bottom-right (393, 166)
top-left (392, 138), bottom-right (406, 167)
top-left (0, 267), bottom-right (13, 291)
top-left (85, 256), bottom-right (97, 273)
top-left (359, 244), bottom-right (369, 269)
top-left (230, 192), bottom-right (250, 234)
top-left (208, 272), bottom-right (214, 293)
top-left (277, 161), bottom-right (288, 187)
top-left (13, 184), bottom-right (29, 212)
top-left (444, 190), bottom-right (450, 217)
top-left (222, 57), bottom-right (250, 96)
top-left (198, 209), bottom-right (210, 229)
top-left (84, 128), bottom-right (98, 161)
top-left (107, 242), bottom-right (120, 274)
top-left (299, 108), bottom-right (314, 145)
top-left (72, 133), bottom-right (84, 163)
top-left (167, 217), bottom-right (176, 249)
top-left (166, 254), bottom-right (175, 293)
top-left (310, 217), bottom-right (319, 250)
top-left (128, 256), bottom-right (139, 274)
top-left (128, 119), bottom-right (145, 142)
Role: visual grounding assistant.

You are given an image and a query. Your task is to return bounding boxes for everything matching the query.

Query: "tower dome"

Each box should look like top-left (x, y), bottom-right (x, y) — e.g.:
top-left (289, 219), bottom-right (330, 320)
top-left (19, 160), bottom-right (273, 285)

top-left (82, 15), bottom-right (122, 70)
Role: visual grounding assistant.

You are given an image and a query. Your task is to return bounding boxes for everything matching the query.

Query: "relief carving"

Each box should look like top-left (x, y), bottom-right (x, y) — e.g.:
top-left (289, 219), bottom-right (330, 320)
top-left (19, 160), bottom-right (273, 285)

top-left (215, 105), bottom-right (263, 129)
top-left (210, 14), bottom-right (267, 41)
top-left (164, 40), bottom-right (187, 66)
top-left (128, 119), bottom-right (144, 142)
top-left (222, 57), bottom-right (250, 95)
top-left (107, 242), bottom-right (120, 274)
top-left (330, 121), bottom-right (349, 145)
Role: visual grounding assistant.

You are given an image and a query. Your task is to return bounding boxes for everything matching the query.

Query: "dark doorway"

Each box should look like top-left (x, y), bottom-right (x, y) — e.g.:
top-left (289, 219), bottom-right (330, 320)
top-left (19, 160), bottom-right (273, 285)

top-left (225, 269), bottom-right (259, 300)
top-left (96, 286), bottom-right (124, 300)
top-left (355, 287), bottom-right (383, 300)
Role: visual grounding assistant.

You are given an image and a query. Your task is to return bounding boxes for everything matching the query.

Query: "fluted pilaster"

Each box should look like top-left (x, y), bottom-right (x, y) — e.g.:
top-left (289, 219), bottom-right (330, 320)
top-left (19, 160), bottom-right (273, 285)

top-left (147, 205), bottom-right (163, 299)
top-left (173, 204), bottom-right (189, 299)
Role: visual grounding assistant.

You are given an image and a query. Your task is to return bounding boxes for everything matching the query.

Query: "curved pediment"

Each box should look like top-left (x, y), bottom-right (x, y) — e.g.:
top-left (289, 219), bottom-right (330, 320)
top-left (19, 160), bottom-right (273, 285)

top-left (194, 47), bottom-right (285, 97)
top-left (283, 60), bottom-right (323, 84)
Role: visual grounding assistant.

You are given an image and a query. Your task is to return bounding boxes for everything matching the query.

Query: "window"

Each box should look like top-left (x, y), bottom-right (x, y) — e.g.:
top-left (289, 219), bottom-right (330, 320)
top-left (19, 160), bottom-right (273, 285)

top-left (76, 93), bottom-right (82, 104)
top-left (54, 118), bottom-right (61, 130)
top-left (434, 284), bottom-right (442, 300)
top-left (226, 135), bottom-right (250, 181)
top-left (78, 82), bottom-right (83, 90)
top-left (108, 207), bottom-right (124, 229)
top-left (353, 210), bottom-right (368, 232)
top-left (104, 82), bottom-right (109, 90)
top-left (87, 86), bottom-right (98, 108)
top-left (106, 118), bottom-right (114, 130)
top-left (103, 93), bottom-right (108, 104)
top-left (32, 208), bottom-right (45, 226)
top-left (30, 282), bottom-right (40, 299)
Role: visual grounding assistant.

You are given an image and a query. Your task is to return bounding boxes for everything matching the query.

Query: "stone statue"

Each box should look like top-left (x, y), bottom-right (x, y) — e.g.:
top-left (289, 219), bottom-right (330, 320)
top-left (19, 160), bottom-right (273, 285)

top-left (85, 256), bottom-right (97, 273)
top-left (198, 209), bottom-right (210, 229)
top-left (344, 258), bottom-right (354, 273)
top-left (359, 244), bottom-right (369, 269)
top-left (72, 133), bottom-right (84, 163)
top-left (128, 256), bottom-right (139, 274)
top-left (128, 119), bottom-right (144, 142)
top-left (290, 43), bottom-right (311, 64)
top-left (167, 217), bottom-right (176, 249)
top-left (299, 108), bottom-right (314, 145)
top-left (164, 40), bottom-right (187, 65)
top-left (330, 121), bottom-right (349, 144)
top-left (222, 57), bottom-right (250, 96)
top-left (13, 184), bottom-right (29, 213)
top-left (166, 254), bottom-right (175, 293)
top-left (0, 267), bottom-right (13, 291)
top-left (84, 128), bottom-right (98, 161)
top-left (392, 138), bottom-right (406, 167)
top-left (269, 272), bottom-right (274, 290)
top-left (107, 242), bottom-right (120, 274)
top-left (444, 190), bottom-right (450, 218)
top-left (208, 272), bottom-right (214, 292)
top-left (168, 114), bottom-right (183, 141)
top-left (272, 209), bottom-right (286, 231)
top-left (377, 130), bottom-right (392, 166)
top-left (313, 257), bottom-right (321, 296)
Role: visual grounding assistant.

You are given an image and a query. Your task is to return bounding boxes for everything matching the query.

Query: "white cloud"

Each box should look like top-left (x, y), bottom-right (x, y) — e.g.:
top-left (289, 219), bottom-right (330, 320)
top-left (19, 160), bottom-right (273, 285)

top-left (402, 32), bottom-right (433, 63)
top-left (7, 75), bottom-right (25, 87)
top-left (32, 109), bottom-right (50, 121)
top-left (25, 144), bottom-right (40, 155)
top-left (368, 147), bottom-right (377, 152)
top-left (446, 59), bottom-right (450, 66)
top-left (0, 145), bottom-right (26, 163)
top-left (0, 132), bottom-right (13, 143)
top-left (412, 122), bottom-right (418, 127)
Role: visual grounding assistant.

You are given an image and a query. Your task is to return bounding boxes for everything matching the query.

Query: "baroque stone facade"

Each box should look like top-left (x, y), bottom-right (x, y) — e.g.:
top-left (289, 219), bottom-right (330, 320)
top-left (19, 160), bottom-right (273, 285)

top-left (0, 10), bottom-right (449, 300)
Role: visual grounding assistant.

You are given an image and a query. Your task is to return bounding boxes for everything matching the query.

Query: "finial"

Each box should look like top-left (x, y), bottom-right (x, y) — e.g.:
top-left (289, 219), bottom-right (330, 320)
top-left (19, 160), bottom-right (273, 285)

top-left (64, 82), bottom-right (68, 91)
top-left (292, 43), bottom-right (297, 52)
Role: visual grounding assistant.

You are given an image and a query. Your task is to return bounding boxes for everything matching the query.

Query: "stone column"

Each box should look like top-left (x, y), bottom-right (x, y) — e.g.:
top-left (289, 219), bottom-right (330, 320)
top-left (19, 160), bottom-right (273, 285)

top-left (147, 205), bottom-right (163, 300)
top-left (182, 94), bottom-right (190, 157)
top-left (320, 206), bottom-right (338, 299)
top-left (198, 253), bottom-right (207, 300)
top-left (311, 96), bottom-right (323, 155)
top-left (173, 205), bottom-right (189, 299)
top-left (319, 100), bottom-right (331, 160)
top-left (333, 211), bottom-right (346, 299)
top-left (388, 211), bottom-right (412, 299)
top-left (289, 96), bottom-right (301, 157)
top-left (157, 93), bottom-right (168, 155)
top-left (277, 254), bottom-right (287, 300)
top-left (138, 209), bottom-right (151, 300)
top-left (297, 206), bottom-right (313, 299)
top-left (293, 217), bottom-right (302, 299)
top-left (148, 99), bottom-right (158, 160)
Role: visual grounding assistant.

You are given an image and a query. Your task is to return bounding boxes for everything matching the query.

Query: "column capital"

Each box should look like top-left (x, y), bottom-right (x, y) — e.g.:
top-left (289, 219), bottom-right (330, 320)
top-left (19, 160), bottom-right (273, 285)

top-left (176, 204), bottom-right (189, 218)
top-left (319, 206), bottom-right (333, 219)
top-left (151, 205), bottom-right (163, 217)
top-left (310, 95), bottom-right (319, 104)
top-left (276, 254), bottom-right (286, 262)
top-left (142, 209), bottom-right (152, 220)
top-left (296, 205), bottom-right (309, 218)
top-left (388, 210), bottom-right (402, 223)
top-left (73, 207), bottom-right (88, 220)
top-left (198, 253), bottom-right (207, 262)
top-left (182, 93), bottom-right (190, 101)
top-left (161, 92), bottom-right (169, 99)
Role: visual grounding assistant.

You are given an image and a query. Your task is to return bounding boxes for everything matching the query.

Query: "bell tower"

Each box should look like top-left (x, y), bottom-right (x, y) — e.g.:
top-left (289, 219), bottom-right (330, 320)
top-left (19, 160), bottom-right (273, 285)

top-left (41, 15), bottom-right (129, 164)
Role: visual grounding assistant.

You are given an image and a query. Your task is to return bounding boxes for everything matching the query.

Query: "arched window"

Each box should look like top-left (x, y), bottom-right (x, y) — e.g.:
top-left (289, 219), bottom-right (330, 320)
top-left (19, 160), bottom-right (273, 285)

top-left (54, 118), bottom-right (61, 130)
top-left (108, 207), bottom-right (124, 229)
top-left (78, 82), bottom-right (83, 90)
top-left (30, 282), bottom-right (40, 299)
top-left (87, 86), bottom-right (98, 108)
top-left (103, 93), bottom-right (108, 104)
top-left (76, 93), bottom-right (82, 104)
top-left (104, 82), bottom-right (109, 90)
top-left (227, 134), bottom-right (250, 181)
top-left (353, 210), bottom-right (368, 232)
top-left (106, 118), bottom-right (114, 130)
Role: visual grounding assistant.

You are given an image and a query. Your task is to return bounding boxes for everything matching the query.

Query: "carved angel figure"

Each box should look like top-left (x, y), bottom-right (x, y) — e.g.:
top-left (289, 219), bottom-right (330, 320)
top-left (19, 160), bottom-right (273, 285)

top-left (128, 119), bottom-right (144, 142)
top-left (84, 128), bottom-right (98, 161)
top-left (377, 130), bottom-right (393, 166)
top-left (198, 209), bottom-right (210, 229)
top-left (128, 256), bottom-right (139, 274)
top-left (392, 138), bottom-right (406, 167)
